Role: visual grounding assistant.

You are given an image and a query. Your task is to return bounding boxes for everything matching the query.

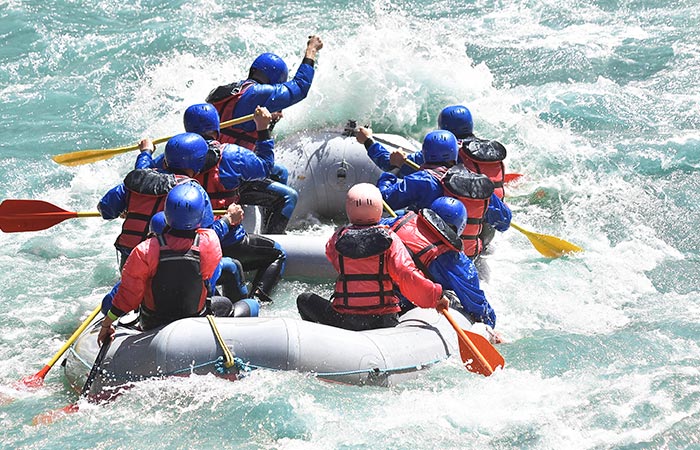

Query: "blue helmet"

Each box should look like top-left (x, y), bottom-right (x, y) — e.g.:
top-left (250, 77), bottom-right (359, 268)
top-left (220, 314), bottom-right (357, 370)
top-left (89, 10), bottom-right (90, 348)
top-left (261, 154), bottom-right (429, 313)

top-left (438, 105), bottom-right (474, 138)
top-left (422, 130), bottom-right (458, 164)
top-left (250, 52), bottom-right (289, 84)
top-left (197, 183), bottom-right (214, 229)
top-left (164, 182), bottom-right (207, 230)
top-left (430, 196), bottom-right (467, 235)
top-left (149, 211), bottom-right (167, 234)
top-left (164, 132), bottom-right (208, 173)
top-left (184, 103), bottom-right (220, 137)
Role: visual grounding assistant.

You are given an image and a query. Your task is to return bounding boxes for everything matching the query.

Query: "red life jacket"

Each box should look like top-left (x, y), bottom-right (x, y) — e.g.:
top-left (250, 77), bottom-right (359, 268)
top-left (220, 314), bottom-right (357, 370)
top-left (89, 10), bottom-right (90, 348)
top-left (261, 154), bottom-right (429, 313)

top-left (194, 145), bottom-right (240, 210)
top-left (391, 210), bottom-right (462, 271)
top-left (206, 80), bottom-right (258, 150)
top-left (330, 226), bottom-right (400, 315)
top-left (115, 170), bottom-right (189, 253)
top-left (139, 232), bottom-right (207, 330)
top-left (426, 166), bottom-right (494, 258)
top-left (458, 138), bottom-right (507, 200)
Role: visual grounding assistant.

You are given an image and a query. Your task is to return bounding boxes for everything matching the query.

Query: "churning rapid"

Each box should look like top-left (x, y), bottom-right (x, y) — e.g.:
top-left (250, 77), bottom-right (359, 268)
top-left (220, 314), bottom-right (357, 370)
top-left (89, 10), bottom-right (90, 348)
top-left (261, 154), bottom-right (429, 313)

top-left (1, 0), bottom-right (698, 448)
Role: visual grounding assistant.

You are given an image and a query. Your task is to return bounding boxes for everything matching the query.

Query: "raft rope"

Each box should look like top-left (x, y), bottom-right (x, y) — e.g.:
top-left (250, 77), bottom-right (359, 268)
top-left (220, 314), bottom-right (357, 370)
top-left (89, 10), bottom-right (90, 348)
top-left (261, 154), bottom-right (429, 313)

top-left (206, 315), bottom-right (236, 371)
top-left (67, 346), bottom-right (446, 383)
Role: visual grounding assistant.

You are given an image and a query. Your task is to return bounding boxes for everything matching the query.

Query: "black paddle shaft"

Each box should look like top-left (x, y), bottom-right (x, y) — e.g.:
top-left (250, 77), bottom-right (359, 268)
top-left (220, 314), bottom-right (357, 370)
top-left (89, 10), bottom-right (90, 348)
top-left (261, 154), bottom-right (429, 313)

top-left (81, 339), bottom-right (112, 397)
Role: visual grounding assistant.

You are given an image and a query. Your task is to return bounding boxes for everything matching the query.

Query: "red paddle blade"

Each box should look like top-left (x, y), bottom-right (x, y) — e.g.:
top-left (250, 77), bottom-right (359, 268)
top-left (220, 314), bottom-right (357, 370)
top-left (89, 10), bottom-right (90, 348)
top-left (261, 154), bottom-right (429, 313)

top-left (457, 329), bottom-right (505, 376)
top-left (32, 403), bottom-right (80, 426)
top-left (17, 365), bottom-right (50, 389)
top-left (504, 173), bottom-right (523, 183)
top-left (0, 200), bottom-right (76, 232)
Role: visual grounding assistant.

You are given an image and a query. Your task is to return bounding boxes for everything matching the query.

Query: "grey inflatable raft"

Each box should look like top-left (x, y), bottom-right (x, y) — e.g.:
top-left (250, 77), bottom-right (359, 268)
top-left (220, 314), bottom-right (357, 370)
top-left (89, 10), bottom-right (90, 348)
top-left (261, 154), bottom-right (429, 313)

top-left (64, 307), bottom-right (491, 393)
top-left (239, 127), bottom-right (420, 233)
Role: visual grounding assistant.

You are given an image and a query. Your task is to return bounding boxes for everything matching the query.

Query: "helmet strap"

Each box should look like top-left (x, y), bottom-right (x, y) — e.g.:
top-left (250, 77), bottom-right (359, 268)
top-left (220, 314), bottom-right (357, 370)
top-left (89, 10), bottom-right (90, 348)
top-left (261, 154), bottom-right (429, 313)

top-left (248, 68), bottom-right (269, 84)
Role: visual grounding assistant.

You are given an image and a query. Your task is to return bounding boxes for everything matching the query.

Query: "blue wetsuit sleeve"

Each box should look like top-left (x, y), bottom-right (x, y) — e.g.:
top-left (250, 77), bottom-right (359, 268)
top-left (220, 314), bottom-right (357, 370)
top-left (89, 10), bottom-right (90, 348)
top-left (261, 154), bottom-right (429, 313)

top-left (253, 138), bottom-right (274, 176)
top-left (135, 152), bottom-right (153, 169)
top-left (378, 172), bottom-right (440, 211)
top-left (97, 184), bottom-right (128, 219)
top-left (401, 151), bottom-right (423, 177)
top-left (366, 142), bottom-right (422, 178)
top-left (219, 224), bottom-right (246, 247)
top-left (485, 193), bottom-right (512, 232)
top-left (233, 62), bottom-right (315, 131)
top-left (217, 145), bottom-right (270, 189)
top-left (366, 142), bottom-right (393, 172)
top-left (135, 153), bottom-right (165, 170)
top-left (378, 217), bottom-right (399, 227)
top-left (211, 218), bottom-right (229, 241)
top-left (430, 252), bottom-right (496, 327)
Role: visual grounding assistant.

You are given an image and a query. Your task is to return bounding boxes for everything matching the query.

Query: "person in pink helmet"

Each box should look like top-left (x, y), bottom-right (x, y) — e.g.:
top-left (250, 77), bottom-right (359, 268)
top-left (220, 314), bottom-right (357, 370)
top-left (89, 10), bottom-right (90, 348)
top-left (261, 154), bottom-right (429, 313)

top-left (296, 183), bottom-right (449, 331)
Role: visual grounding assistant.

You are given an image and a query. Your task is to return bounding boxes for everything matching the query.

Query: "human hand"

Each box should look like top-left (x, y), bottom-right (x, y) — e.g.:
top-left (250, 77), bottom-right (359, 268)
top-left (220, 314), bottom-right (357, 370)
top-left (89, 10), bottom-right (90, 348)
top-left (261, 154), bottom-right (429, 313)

top-left (97, 323), bottom-right (114, 345)
top-left (487, 328), bottom-right (505, 344)
top-left (306, 35), bottom-right (323, 56)
top-left (271, 111), bottom-right (284, 123)
top-left (254, 106), bottom-right (273, 130)
top-left (355, 126), bottom-right (372, 144)
top-left (138, 138), bottom-right (154, 154)
top-left (436, 295), bottom-right (450, 312)
top-left (485, 204), bottom-right (512, 232)
top-left (389, 149), bottom-right (407, 167)
top-left (225, 203), bottom-right (244, 226)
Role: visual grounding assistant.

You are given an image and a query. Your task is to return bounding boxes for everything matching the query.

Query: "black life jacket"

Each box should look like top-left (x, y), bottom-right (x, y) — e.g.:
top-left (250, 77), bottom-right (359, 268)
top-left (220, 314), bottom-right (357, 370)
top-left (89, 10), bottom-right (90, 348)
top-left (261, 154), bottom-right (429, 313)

top-left (139, 232), bottom-right (206, 330)
top-left (116, 170), bottom-right (188, 253)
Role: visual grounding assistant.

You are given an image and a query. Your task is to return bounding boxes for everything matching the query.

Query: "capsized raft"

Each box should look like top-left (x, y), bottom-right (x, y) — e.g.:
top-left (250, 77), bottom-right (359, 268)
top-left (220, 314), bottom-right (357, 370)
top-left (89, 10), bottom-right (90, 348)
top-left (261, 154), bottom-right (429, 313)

top-left (64, 307), bottom-right (493, 393)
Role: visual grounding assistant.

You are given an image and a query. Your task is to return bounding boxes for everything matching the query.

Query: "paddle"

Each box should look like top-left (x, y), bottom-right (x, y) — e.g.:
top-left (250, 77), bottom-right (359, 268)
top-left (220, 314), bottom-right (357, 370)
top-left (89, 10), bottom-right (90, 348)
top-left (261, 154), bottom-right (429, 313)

top-left (0, 199), bottom-right (101, 233)
top-left (504, 173), bottom-right (522, 183)
top-left (380, 199), bottom-right (505, 376)
top-left (400, 159), bottom-right (582, 258)
top-left (510, 222), bottom-right (583, 258)
top-left (440, 307), bottom-right (504, 376)
top-left (32, 337), bottom-right (112, 425)
top-left (343, 122), bottom-right (523, 181)
top-left (19, 305), bottom-right (102, 389)
top-left (0, 199), bottom-right (227, 233)
top-left (382, 200), bottom-right (397, 218)
top-left (51, 113), bottom-right (255, 167)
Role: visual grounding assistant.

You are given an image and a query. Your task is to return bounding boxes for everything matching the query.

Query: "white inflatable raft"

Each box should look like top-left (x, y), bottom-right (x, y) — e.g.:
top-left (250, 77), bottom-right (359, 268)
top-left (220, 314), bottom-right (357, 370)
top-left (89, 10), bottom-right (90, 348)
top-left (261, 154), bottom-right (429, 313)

top-left (64, 307), bottom-right (490, 393)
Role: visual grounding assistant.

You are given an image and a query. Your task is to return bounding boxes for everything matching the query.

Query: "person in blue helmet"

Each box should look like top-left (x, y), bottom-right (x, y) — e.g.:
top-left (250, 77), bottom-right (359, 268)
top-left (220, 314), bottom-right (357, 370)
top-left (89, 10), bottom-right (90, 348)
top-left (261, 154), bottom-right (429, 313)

top-left (205, 36), bottom-right (323, 149)
top-left (99, 132), bottom-right (212, 269)
top-left (98, 182), bottom-right (224, 344)
top-left (137, 107), bottom-right (286, 303)
top-left (357, 105), bottom-right (511, 248)
top-left (356, 127), bottom-right (511, 261)
top-left (100, 208), bottom-right (258, 319)
top-left (203, 36), bottom-right (323, 230)
top-left (137, 103), bottom-right (298, 234)
top-left (380, 197), bottom-right (500, 339)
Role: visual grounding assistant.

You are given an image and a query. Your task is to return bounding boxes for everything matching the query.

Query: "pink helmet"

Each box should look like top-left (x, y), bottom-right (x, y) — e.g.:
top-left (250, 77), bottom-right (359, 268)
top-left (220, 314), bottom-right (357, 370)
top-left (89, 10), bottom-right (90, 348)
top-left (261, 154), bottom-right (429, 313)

top-left (345, 183), bottom-right (383, 225)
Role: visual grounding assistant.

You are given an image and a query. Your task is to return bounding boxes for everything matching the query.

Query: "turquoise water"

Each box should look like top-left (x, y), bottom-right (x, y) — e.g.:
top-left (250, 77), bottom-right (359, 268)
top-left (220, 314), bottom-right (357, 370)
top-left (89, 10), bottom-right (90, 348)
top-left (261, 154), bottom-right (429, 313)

top-left (1, 0), bottom-right (699, 448)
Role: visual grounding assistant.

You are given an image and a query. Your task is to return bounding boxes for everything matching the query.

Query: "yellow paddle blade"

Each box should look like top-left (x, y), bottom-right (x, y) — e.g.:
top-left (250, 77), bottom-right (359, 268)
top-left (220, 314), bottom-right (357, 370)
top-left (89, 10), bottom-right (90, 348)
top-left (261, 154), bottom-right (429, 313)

top-left (51, 113), bottom-right (254, 167)
top-left (510, 222), bottom-right (583, 258)
top-left (52, 144), bottom-right (142, 166)
top-left (52, 134), bottom-right (174, 166)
